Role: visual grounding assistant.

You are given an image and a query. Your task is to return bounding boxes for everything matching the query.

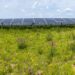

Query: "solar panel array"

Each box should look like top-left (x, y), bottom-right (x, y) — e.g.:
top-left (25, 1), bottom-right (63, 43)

top-left (0, 18), bottom-right (75, 26)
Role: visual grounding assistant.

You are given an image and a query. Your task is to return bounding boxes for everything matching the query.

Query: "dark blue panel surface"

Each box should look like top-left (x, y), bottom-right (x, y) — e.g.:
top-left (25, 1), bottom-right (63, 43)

top-left (0, 19), bottom-right (3, 25)
top-left (0, 18), bottom-right (75, 26)
top-left (46, 18), bottom-right (57, 25)
top-left (12, 19), bottom-right (22, 25)
top-left (23, 18), bottom-right (33, 25)
top-left (34, 18), bottom-right (46, 25)
top-left (2, 19), bottom-right (12, 25)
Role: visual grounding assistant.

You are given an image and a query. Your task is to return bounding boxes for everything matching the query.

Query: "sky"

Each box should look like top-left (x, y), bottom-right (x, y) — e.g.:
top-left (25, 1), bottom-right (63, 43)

top-left (0, 0), bottom-right (75, 18)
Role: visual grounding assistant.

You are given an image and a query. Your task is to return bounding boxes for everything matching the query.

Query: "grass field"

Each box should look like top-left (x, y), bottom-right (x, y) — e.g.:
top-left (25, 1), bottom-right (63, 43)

top-left (0, 27), bottom-right (75, 75)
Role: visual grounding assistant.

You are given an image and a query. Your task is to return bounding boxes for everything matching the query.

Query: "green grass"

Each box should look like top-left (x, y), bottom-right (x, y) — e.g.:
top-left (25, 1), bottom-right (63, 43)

top-left (0, 27), bottom-right (75, 75)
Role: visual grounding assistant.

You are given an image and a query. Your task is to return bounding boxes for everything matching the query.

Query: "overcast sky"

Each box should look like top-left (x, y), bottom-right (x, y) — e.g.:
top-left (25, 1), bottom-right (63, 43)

top-left (0, 0), bottom-right (75, 18)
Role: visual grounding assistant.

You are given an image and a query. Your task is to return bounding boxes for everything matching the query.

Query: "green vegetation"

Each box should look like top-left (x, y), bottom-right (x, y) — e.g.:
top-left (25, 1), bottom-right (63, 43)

top-left (17, 38), bottom-right (27, 50)
top-left (0, 27), bottom-right (75, 75)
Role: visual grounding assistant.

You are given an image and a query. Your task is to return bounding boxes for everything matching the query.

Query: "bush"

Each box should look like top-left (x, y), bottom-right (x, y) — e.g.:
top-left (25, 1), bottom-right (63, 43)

top-left (38, 49), bottom-right (43, 55)
top-left (38, 47), bottom-right (43, 55)
top-left (17, 38), bottom-right (27, 49)
top-left (36, 70), bottom-right (43, 75)
top-left (7, 65), bottom-right (13, 73)
top-left (47, 48), bottom-right (56, 64)
top-left (28, 67), bottom-right (34, 75)
top-left (0, 71), bottom-right (6, 75)
top-left (70, 42), bottom-right (75, 52)
top-left (72, 33), bottom-right (75, 40)
top-left (46, 34), bottom-right (53, 41)
top-left (47, 41), bottom-right (57, 64)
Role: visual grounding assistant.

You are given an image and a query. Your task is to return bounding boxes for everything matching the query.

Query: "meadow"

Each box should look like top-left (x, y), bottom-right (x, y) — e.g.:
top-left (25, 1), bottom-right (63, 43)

top-left (0, 26), bottom-right (75, 75)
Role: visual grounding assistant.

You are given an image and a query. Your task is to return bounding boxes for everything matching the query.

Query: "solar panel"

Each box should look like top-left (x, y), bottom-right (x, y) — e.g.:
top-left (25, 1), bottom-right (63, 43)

top-left (0, 18), bottom-right (75, 26)
top-left (63, 18), bottom-right (72, 24)
top-left (43, 18), bottom-right (48, 25)
top-left (53, 18), bottom-right (67, 25)
top-left (0, 19), bottom-right (3, 25)
top-left (50, 18), bottom-right (75, 25)
top-left (68, 18), bottom-right (75, 24)
top-left (12, 19), bottom-right (22, 25)
top-left (46, 18), bottom-right (57, 25)
top-left (2, 19), bottom-right (12, 25)
top-left (23, 18), bottom-right (33, 25)
top-left (34, 18), bottom-right (46, 25)
top-left (61, 18), bottom-right (69, 24)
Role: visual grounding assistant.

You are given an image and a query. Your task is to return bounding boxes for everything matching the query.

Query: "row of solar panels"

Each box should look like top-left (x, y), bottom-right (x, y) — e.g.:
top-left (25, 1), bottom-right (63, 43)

top-left (0, 18), bottom-right (75, 26)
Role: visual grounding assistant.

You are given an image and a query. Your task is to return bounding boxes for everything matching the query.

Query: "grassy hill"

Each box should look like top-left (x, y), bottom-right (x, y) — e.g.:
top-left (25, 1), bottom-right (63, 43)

top-left (0, 27), bottom-right (75, 75)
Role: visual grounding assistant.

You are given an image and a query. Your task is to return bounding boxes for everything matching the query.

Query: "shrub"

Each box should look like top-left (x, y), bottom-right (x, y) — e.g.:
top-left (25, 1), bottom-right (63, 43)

top-left (48, 64), bottom-right (60, 75)
top-left (72, 33), bottom-right (75, 40)
top-left (36, 70), bottom-right (43, 75)
top-left (0, 71), bottom-right (6, 75)
top-left (46, 34), bottom-right (53, 41)
top-left (47, 48), bottom-right (56, 64)
top-left (28, 67), bottom-right (34, 75)
top-left (38, 50), bottom-right (43, 55)
top-left (7, 65), bottom-right (13, 73)
top-left (47, 41), bottom-right (57, 64)
top-left (38, 47), bottom-right (43, 55)
top-left (17, 38), bottom-right (27, 49)
top-left (70, 42), bottom-right (75, 52)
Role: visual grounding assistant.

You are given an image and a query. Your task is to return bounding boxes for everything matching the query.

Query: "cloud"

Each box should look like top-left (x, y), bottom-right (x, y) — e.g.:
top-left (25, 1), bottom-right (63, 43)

top-left (64, 8), bottom-right (72, 12)
top-left (32, 1), bottom-right (39, 8)
top-left (21, 9), bottom-right (25, 12)
top-left (4, 5), bottom-right (9, 8)
top-left (0, 0), bottom-right (75, 18)
top-left (57, 8), bottom-right (73, 13)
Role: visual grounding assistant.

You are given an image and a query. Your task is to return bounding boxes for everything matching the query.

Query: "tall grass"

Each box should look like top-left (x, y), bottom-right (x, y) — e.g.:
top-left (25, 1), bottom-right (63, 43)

top-left (0, 26), bottom-right (74, 75)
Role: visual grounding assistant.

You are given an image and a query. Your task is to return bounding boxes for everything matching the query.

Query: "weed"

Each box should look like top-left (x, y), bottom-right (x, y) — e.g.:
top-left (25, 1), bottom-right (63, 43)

top-left (28, 67), bottom-right (34, 75)
top-left (46, 34), bottom-right (53, 41)
top-left (17, 38), bottom-right (27, 49)
top-left (36, 70), bottom-right (43, 75)
top-left (72, 33), bottom-right (75, 40)
top-left (38, 47), bottom-right (43, 55)
top-left (70, 42), bottom-right (75, 52)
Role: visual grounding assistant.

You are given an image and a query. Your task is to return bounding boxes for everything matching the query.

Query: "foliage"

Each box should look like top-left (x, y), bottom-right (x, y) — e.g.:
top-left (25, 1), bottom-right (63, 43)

top-left (0, 27), bottom-right (74, 75)
top-left (17, 38), bottom-right (27, 50)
